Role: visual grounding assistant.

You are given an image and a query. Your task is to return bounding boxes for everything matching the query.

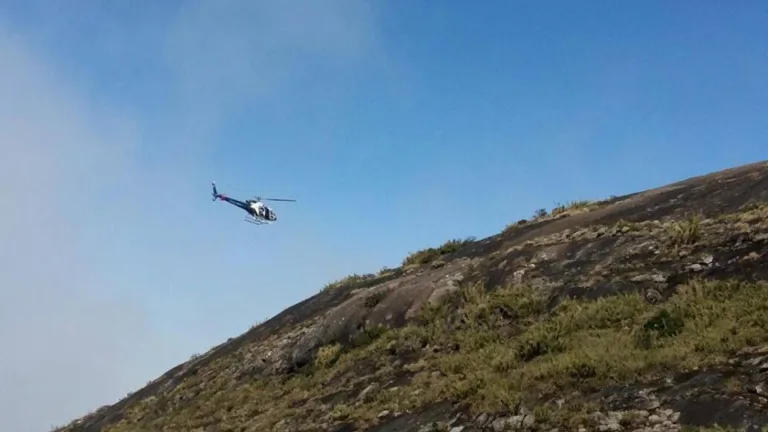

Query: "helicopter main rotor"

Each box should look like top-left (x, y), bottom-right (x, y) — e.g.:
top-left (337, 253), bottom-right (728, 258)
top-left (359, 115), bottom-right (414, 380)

top-left (251, 196), bottom-right (297, 203)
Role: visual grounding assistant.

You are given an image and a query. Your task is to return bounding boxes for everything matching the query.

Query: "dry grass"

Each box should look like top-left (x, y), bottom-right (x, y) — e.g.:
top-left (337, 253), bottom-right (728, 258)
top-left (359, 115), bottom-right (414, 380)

top-left (550, 200), bottom-right (597, 217)
top-left (410, 278), bottom-right (768, 417)
top-left (402, 237), bottom-right (474, 267)
top-left (503, 200), bottom-right (600, 234)
top-left (322, 272), bottom-right (377, 292)
top-left (100, 275), bottom-right (768, 431)
top-left (321, 237), bottom-right (476, 293)
top-left (667, 212), bottom-right (703, 248)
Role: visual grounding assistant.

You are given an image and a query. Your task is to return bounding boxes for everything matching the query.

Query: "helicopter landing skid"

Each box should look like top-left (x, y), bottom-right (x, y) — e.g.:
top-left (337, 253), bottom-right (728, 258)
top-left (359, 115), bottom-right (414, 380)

top-left (245, 217), bottom-right (272, 225)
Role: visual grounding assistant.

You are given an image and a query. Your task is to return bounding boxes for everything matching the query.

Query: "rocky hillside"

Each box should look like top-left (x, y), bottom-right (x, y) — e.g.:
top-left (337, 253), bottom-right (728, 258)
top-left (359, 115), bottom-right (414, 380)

top-left (57, 161), bottom-right (768, 432)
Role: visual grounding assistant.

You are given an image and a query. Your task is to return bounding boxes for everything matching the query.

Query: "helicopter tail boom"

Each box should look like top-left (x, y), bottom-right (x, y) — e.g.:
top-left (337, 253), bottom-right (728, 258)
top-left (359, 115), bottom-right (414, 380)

top-left (211, 181), bottom-right (251, 212)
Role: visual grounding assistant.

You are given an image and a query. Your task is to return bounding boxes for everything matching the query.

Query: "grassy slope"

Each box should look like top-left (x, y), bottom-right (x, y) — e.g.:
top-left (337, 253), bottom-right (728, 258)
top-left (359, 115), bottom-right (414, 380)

top-left (56, 164), bottom-right (768, 432)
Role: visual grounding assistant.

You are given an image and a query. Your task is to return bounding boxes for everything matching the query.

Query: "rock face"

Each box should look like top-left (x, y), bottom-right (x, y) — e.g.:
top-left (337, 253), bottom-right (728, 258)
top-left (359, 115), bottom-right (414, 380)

top-left (54, 161), bottom-right (768, 432)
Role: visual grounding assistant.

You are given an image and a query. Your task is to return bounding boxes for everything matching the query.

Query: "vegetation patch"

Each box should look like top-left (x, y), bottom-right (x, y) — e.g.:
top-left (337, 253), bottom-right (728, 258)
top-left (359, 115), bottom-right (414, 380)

top-left (408, 277), bottom-right (768, 421)
top-left (364, 289), bottom-right (390, 309)
top-left (322, 272), bottom-right (378, 292)
top-left (315, 343), bottom-right (343, 368)
top-left (504, 200), bottom-right (600, 234)
top-left (667, 212), bottom-right (703, 249)
top-left (550, 200), bottom-right (597, 217)
top-left (97, 275), bottom-right (768, 432)
top-left (402, 237), bottom-right (475, 267)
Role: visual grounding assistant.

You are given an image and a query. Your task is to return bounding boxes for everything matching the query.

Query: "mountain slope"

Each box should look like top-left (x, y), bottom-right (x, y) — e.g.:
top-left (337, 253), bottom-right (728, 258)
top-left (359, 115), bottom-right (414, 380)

top-left (57, 161), bottom-right (768, 432)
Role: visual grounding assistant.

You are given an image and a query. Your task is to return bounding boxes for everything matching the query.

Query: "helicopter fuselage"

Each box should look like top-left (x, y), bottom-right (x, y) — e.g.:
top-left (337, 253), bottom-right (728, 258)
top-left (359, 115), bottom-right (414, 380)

top-left (246, 200), bottom-right (277, 221)
top-left (211, 181), bottom-right (291, 225)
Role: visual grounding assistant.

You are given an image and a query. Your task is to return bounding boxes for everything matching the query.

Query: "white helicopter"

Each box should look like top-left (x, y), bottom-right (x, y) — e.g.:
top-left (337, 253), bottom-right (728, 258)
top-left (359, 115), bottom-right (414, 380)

top-left (211, 181), bottom-right (296, 225)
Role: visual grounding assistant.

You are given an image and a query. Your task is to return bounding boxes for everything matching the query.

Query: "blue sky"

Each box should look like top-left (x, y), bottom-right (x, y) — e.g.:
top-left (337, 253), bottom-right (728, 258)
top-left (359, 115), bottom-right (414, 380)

top-left (1, 1), bottom-right (767, 430)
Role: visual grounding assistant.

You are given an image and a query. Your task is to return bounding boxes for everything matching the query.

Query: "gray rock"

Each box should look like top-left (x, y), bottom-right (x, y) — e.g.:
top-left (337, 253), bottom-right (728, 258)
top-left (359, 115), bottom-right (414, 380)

top-left (378, 410), bottom-right (391, 419)
top-left (631, 273), bottom-right (666, 282)
top-left (648, 414), bottom-right (663, 425)
top-left (598, 422), bottom-right (621, 432)
top-left (509, 415), bottom-right (526, 429)
top-left (739, 345), bottom-right (768, 355)
top-left (449, 427), bottom-right (465, 432)
top-left (359, 383), bottom-right (378, 401)
top-left (520, 414), bottom-right (536, 428)
top-left (490, 414), bottom-right (536, 431)
top-left (590, 412), bottom-right (607, 423)
top-left (475, 413), bottom-right (488, 426)
top-left (492, 417), bottom-right (511, 431)
top-left (645, 289), bottom-right (663, 303)
top-left (513, 269), bottom-right (526, 283)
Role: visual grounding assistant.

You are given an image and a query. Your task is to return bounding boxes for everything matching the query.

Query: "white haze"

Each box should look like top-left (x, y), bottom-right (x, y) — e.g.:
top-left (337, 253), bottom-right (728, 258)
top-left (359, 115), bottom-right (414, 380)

top-left (0, 1), bottom-right (382, 430)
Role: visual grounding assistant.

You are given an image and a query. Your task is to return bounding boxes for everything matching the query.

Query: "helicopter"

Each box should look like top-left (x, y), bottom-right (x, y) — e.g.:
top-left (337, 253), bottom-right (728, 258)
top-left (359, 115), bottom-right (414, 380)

top-left (211, 181), bottom-right (296, 225)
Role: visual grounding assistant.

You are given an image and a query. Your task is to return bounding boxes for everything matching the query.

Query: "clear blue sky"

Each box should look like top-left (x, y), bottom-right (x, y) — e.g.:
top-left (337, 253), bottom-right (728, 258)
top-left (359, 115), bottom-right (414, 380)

top-left (1, 1), bottom-right (766, 429)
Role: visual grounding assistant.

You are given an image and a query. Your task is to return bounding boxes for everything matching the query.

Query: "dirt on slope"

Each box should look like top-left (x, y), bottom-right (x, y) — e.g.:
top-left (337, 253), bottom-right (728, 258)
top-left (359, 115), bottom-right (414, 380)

top-left (56, 160), bottom-right (768, 432)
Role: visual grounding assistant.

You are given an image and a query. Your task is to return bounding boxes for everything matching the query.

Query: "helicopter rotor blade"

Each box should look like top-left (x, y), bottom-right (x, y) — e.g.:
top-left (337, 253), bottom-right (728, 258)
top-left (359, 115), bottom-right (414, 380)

top-left (250, 195), bottom-right (296, 202)
top-left (264, 198), bottom-right (296, 202)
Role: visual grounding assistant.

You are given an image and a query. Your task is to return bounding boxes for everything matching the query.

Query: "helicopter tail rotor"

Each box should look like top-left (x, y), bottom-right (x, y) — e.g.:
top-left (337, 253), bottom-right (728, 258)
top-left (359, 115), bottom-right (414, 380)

top-left (211, 181), bottom-right (225, 201)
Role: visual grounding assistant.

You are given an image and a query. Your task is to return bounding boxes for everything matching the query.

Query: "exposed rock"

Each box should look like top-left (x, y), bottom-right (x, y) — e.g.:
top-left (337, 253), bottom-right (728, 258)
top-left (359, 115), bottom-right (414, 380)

top-left (491, 417), bottom-right (510, 431)
top-left (631, 273), bottom-right (667, 283)
top-left (359, 383), bottom-right (378, 402)
top-left (645, 288), bottom-right (663, 303)
top-left (475, 413), bottom-right (489, 426)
